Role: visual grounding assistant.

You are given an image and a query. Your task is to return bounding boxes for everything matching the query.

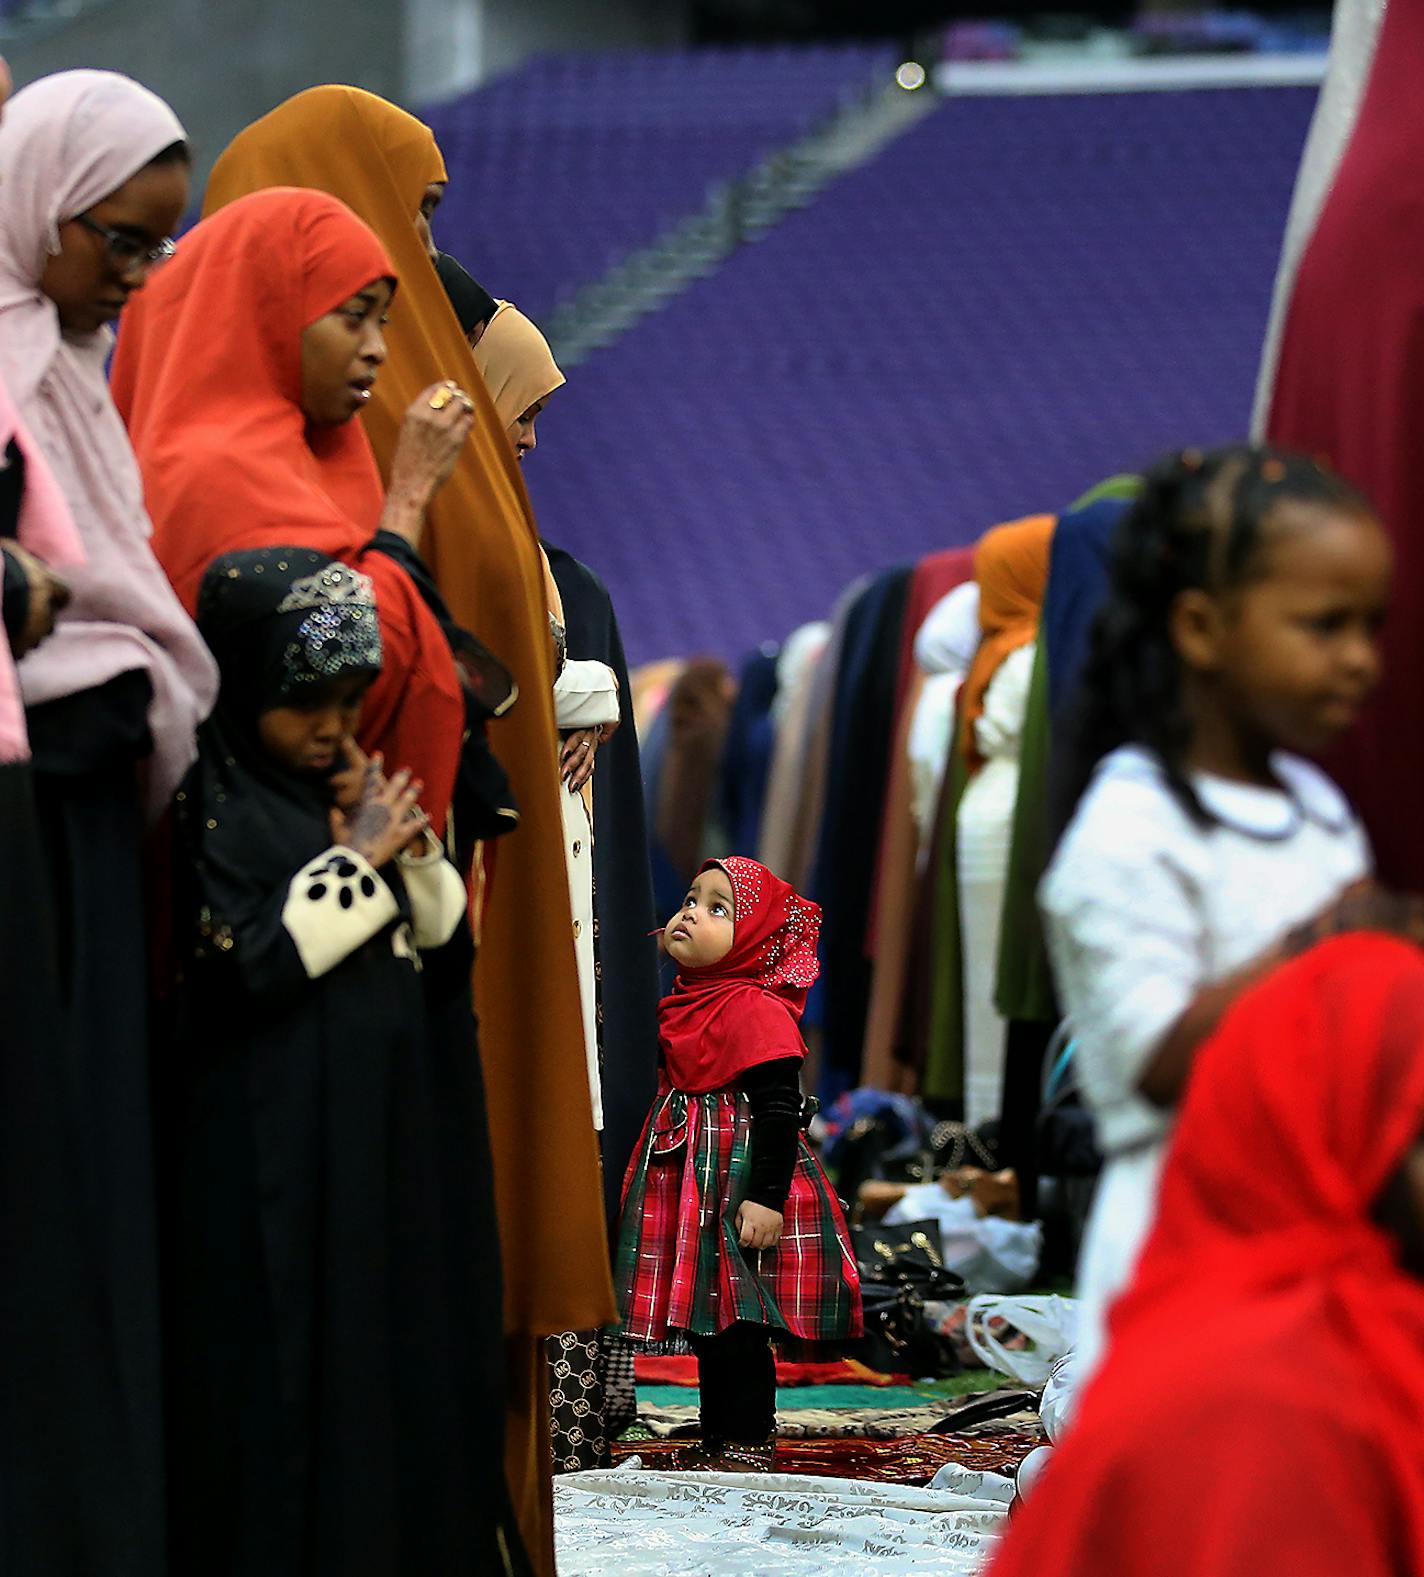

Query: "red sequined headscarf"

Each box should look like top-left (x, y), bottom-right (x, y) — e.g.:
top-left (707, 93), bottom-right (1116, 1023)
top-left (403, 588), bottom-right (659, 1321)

top-left (658, 857), bottom-right (822, 1094)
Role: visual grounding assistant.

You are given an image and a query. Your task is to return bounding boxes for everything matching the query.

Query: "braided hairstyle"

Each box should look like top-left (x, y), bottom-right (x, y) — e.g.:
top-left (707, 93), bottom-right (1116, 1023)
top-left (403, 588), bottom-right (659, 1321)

top-left (1055, 443), bottom-right (1373, 833)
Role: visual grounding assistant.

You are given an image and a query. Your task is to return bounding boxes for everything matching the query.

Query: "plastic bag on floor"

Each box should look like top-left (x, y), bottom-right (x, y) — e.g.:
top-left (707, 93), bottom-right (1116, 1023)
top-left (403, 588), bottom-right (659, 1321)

top-left (884, 1187), bottom-right (1041, 1293)
top-left (965, 1294), bottom-right (1078, 1386)
top-left (1038, 1349), bottom-right (1079, 1442)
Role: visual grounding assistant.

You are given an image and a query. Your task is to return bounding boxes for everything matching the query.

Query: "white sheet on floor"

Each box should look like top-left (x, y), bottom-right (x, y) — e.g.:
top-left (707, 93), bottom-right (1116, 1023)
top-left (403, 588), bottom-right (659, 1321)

top-left (554, 1460), bottom-right (1012, 1574)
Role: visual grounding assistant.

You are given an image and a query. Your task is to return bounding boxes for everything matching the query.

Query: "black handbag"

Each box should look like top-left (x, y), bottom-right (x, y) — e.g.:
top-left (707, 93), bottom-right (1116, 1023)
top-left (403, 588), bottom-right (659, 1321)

top-left (857, 1284), bottom-right (961, 1378)
top-left (851, 1218), bottom-right (964, 1301)
top-left (851, 1219), bottom-right (965, 1378)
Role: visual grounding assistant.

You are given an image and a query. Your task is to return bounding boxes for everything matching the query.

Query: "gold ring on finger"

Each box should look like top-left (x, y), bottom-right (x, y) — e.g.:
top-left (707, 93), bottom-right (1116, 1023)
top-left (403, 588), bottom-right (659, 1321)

top-left (429, 388), bottom-right (454, 411)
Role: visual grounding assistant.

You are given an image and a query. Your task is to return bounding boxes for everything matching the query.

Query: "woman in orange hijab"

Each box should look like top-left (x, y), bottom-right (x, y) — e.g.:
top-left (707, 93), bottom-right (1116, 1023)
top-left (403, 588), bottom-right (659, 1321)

top-left (110, 188), bottom-right (473, 833)
top-left (197, 87), bottom-right (612, 1572)
top-left (959, 515), bottom-right (1056, 773)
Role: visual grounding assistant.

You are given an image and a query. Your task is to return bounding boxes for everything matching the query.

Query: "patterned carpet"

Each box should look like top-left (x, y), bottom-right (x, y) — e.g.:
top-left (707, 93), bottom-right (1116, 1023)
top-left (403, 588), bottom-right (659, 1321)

top-left (612, 1428), bottom-right (1042, 1483)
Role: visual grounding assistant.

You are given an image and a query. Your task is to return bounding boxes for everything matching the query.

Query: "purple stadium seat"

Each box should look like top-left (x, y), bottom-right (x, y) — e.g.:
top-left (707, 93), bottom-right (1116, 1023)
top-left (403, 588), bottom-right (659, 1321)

top-left (423, 44), bottom-right (895, 321)
top-left (513, 86), bottom-right (1316, 665)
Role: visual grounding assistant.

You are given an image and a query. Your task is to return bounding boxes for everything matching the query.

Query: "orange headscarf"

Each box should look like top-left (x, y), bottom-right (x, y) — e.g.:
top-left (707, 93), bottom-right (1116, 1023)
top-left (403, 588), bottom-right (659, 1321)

top-left (198, 90), bottom-right (611, 1346)
top-left (959, 514), bottom-right (1055, 769)
top-left (110, 186), bottom-right (464, 833)
top-left (114, 188), bottom-right (393, 594)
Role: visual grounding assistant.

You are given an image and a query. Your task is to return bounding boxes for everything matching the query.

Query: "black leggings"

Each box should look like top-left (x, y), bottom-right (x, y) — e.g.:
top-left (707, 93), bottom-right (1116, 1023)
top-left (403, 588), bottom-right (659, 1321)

top-left (688, 1323), bottom-right (775, 1445)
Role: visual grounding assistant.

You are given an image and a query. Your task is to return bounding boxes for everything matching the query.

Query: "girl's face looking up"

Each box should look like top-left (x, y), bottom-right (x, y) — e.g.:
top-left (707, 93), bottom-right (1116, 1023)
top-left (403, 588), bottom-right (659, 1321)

top-left (258, 674), bottom-right (372, 776)
top-left (665, 867), bottom-right (736, 970)
top-left (1172, 502), bottom-right (1392, 773)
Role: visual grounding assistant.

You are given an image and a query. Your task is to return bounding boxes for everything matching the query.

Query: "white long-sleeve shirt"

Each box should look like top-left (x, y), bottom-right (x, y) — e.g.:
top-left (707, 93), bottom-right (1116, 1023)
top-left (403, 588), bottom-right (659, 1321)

top-left (1040, 745), bottom-right (1370, 1156)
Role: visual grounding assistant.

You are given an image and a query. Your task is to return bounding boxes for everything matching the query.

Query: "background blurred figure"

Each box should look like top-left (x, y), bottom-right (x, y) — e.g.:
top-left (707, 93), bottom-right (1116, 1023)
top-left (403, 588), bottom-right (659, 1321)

top-left (957, 516), bottom-right (1054, 1129)
top-left (1045, 447), bottom-right (1387, 1390)
top-left (1261, 0), bottom-right (1424, 893)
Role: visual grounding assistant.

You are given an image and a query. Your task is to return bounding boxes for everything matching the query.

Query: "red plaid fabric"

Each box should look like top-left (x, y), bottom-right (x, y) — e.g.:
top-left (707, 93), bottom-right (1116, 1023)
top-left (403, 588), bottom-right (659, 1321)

top-left (616, 1082), bottom-right (862, 1345)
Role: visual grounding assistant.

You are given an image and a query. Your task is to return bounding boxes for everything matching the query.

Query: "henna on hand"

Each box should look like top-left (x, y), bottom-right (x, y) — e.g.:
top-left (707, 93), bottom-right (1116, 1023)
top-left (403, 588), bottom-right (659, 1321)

top-left (346, 801), bottom-right (394, 856)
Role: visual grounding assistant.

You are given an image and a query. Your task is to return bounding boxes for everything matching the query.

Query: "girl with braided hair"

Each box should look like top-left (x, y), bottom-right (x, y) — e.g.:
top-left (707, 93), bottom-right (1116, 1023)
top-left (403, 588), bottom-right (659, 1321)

top-left (1041, 442), bottom-right (1418, 1398)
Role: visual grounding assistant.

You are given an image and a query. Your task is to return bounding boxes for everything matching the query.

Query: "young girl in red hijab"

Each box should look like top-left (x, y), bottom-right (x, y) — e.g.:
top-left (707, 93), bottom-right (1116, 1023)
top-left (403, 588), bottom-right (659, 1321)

top-left (615, 856), bottom-right (862, 1469)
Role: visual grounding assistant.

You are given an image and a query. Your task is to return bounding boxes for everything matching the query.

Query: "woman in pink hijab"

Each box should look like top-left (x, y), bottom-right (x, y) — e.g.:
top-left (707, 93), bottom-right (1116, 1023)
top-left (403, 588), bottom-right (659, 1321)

top-left (0, 69), bottom-right (215, 1575)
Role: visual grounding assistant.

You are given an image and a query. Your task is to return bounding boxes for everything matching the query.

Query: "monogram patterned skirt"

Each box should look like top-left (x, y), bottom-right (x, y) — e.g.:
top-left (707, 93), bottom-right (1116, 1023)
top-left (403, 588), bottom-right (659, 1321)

top-left (615, 1082), bottom-right (863, 1345)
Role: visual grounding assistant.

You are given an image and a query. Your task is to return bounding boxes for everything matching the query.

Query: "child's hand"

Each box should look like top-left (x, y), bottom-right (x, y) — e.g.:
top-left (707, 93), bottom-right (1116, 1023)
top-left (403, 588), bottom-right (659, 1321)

top-left (329, 767), bottom-right (428, 868)
top-left (736, 1202), bottom-right (783, 1251)
top-left (329, 739), bottom-right (383, 812)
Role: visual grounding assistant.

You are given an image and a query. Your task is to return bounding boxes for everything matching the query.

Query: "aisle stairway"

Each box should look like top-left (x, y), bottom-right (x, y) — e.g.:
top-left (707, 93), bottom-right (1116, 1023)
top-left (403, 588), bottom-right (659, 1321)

top-left (539, 72), bottom-right (938, 366)
top-left (423, 44), bottom-right (896, 324)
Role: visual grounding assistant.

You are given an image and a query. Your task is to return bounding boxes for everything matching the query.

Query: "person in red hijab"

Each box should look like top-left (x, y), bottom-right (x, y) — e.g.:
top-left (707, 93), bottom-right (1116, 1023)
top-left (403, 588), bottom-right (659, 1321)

top-left (615, 856), bottom-right (862, 1469)
top-left (987, 931), bottom-right (1424, 1577)
top-left (110, 185), bottom-right (474, 835)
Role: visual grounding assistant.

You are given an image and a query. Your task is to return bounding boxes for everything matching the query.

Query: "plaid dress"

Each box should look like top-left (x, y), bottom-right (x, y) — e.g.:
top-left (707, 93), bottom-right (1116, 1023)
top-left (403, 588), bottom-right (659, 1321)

top-left (616, 1079), bottom-right (863, 1345)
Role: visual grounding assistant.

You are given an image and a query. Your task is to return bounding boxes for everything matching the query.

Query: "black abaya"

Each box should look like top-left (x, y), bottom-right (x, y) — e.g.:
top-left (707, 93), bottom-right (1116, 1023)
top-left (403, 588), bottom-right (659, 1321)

top-left (165, 548), bottom-right (524, 1576)
top-left (811, 567), bottom-right (914, 1093)
top-left (168, 880), bottom-right (515, 1576)
top-left (17, 671), bottom-right (167, 1577)
top-left (0, 756), bottom-right (163, 1577)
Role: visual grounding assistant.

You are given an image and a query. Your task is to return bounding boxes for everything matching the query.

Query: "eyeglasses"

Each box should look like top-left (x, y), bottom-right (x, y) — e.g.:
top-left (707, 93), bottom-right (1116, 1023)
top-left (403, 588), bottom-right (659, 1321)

top-left (73, 212), bottom-right (177, 273)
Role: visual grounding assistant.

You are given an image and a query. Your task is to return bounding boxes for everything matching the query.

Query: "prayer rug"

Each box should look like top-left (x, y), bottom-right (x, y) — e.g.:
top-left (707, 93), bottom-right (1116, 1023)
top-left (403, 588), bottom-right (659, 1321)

top-left (634, 1354), bottom-right (907, 1387)
top-left (612, 1429), bottom-right (1043, 1482)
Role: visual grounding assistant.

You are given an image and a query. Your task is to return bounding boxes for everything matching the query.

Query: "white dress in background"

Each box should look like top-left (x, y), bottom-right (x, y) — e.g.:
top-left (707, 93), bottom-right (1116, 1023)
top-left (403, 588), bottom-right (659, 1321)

top-left (907, 670), bottom-right (961, 862)
top-left (907, 582), bottom-right (981, 870)
top-left (1040, 745), bottom-right (1370, 1393)
top-left (553, 657), bottom-right (621, 1131)
top-left (956, 642), bottom-right (1036, 1130)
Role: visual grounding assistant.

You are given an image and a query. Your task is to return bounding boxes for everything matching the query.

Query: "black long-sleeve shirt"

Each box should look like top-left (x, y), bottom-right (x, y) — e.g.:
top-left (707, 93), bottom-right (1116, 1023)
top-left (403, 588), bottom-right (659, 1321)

top-left (740, 1057), bottom-right (803, 1211)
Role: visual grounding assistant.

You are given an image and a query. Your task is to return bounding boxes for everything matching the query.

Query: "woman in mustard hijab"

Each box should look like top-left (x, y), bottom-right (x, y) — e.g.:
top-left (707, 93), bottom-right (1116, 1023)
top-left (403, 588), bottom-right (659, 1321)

top-left (199, 87), bottom-right (611, 1572)
top-left (472, 300), bottom-right (565, 462)
top-left (463, 289), bottom-right (663, 1475)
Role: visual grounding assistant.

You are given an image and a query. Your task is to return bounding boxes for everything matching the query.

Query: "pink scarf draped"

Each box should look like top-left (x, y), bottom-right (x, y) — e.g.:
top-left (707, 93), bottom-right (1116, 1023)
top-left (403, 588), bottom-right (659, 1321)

top-left (0, 70), bottom-right (216, 812)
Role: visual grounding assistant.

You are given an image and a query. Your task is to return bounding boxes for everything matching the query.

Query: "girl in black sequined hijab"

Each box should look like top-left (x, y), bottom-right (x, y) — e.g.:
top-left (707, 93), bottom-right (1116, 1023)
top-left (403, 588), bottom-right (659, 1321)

top-left (166, 545), bottom-right (526, 1575)
top-left (189, 545), bottom-right (397, 893)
